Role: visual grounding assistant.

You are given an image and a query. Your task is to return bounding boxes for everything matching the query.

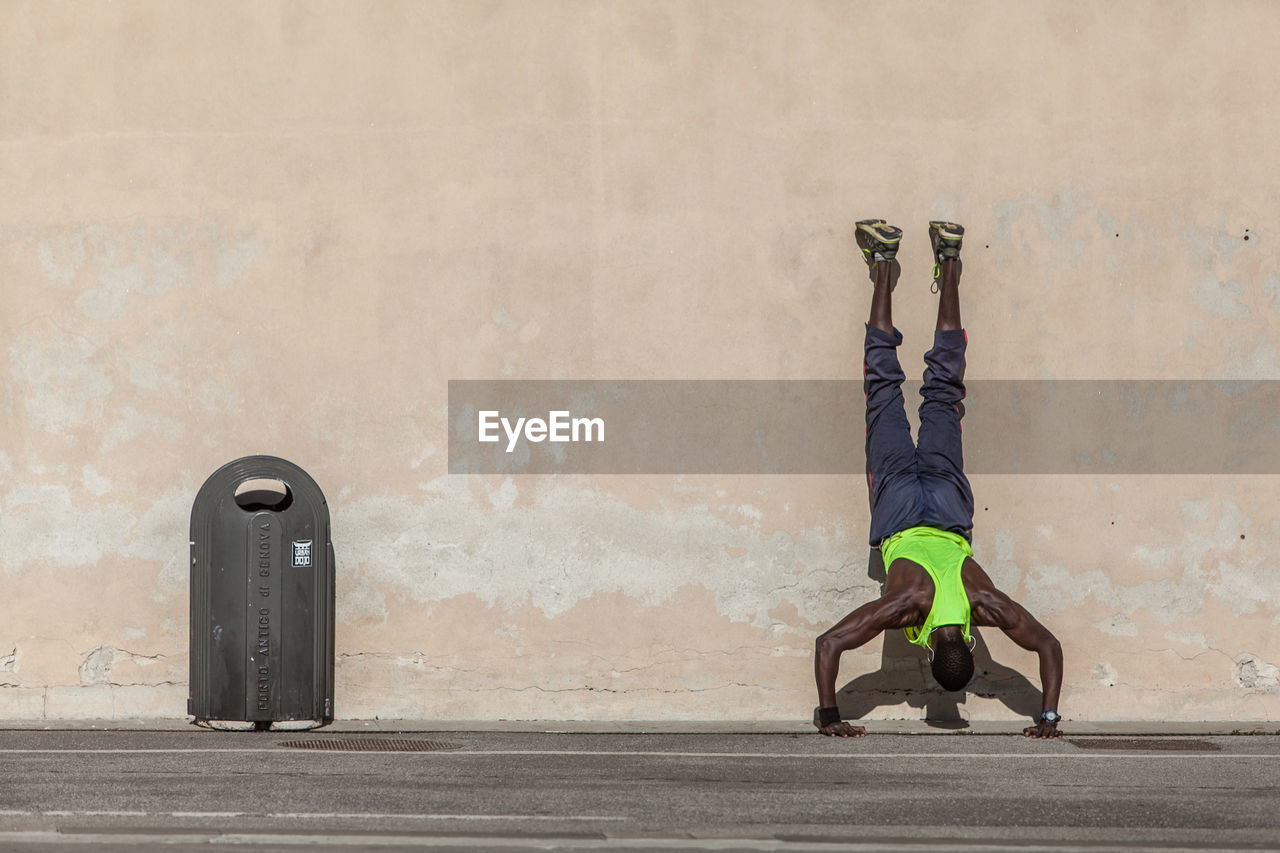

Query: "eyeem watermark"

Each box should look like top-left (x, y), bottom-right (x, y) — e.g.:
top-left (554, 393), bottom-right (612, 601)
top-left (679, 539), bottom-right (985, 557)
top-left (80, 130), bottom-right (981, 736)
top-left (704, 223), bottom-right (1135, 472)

top-left (450, 379), bottom-right (1280, 475)
top-left (478, 410), bottom-right (605, 453)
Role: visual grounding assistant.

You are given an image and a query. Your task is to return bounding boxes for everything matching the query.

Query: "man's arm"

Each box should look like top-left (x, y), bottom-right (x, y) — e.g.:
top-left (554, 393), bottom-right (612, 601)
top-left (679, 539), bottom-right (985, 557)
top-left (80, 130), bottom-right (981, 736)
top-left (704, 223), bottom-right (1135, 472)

top-left (814, 595), bottom-right (916, 737)
top-left (972, 587), bottom-right (1064, 739)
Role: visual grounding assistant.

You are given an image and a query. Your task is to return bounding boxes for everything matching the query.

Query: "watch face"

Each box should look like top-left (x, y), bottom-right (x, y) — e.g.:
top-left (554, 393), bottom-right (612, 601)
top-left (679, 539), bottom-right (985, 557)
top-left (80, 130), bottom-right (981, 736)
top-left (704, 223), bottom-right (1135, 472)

top-left (1041, 712), bottom-right (1060, 723)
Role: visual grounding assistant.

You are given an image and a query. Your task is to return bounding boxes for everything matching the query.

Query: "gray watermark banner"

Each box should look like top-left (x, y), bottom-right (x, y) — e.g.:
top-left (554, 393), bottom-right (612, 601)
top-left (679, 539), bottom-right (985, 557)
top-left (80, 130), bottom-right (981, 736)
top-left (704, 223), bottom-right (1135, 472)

top-left (448, 380), bottom-right (1280, 475)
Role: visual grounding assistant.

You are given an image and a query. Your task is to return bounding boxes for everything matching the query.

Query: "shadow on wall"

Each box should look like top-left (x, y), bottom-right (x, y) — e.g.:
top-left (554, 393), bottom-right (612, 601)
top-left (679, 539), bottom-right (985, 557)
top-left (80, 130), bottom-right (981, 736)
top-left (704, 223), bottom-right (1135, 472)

top-left (834, 549), bottom-right (1042, 728)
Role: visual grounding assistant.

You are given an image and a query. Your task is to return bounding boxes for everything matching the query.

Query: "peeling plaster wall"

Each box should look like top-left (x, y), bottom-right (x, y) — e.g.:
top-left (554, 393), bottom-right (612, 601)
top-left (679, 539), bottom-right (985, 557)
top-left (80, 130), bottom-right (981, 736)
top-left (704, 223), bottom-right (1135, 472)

top-left (1, 1), bottom-right (1277, 722)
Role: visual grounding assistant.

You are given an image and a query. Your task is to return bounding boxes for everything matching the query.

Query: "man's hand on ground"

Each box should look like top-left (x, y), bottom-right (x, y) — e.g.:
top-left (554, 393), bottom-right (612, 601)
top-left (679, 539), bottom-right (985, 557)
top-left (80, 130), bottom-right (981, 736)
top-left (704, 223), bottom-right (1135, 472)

top-left (1023, 721), bottom-right (1062, 739)
top-left (818, 721), bottom-right (867, 738)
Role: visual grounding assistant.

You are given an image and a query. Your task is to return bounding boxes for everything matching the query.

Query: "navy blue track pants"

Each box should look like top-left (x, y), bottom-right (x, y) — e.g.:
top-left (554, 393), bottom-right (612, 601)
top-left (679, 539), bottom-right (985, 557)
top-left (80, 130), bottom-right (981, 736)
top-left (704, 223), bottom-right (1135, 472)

top-left (864, 324), bottom-right (975, 547)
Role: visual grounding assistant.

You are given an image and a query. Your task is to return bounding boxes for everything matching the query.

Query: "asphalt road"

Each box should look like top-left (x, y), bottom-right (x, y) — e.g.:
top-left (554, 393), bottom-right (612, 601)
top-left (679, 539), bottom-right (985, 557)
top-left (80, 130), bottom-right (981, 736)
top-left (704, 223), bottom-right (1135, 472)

top-left (0, 730), bottom-right (1278, 852)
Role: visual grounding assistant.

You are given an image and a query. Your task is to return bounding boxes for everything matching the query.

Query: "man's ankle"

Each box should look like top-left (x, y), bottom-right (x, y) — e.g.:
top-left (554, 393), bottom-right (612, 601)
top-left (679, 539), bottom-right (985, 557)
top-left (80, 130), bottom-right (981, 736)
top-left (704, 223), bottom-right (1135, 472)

top-left (938, 260), bottom-right (960, 286)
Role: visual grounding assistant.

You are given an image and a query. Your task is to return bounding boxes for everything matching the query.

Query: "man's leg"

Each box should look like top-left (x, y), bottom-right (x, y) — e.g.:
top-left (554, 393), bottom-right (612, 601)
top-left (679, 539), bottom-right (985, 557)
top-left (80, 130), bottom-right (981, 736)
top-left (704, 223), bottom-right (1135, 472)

top-left (934, 251), bottom-right (962, 332)
top-left (858, 222), bottom-right (922, 547)
top-left (867, 246), bottom-right (895, 335)
top-left (916, 223), bottom-right (975, 538)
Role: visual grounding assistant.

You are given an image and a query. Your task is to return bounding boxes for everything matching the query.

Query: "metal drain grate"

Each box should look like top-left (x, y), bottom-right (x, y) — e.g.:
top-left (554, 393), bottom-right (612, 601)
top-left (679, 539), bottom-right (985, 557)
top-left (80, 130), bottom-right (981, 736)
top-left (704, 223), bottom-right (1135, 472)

top-left (280, 738), bottom-right (463, 752)
top-left (1069, 738), bottom-right (1220, 752)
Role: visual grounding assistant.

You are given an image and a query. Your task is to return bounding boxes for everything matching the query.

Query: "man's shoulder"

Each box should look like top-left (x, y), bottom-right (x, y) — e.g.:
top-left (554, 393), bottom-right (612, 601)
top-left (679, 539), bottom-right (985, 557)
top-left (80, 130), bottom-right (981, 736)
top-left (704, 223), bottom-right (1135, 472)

top-left (960, 558), bottom-right (1009, 600)
top-left (961, 560), bottom-right (1026, 625)
top-left (881, 561), bottom-right (936, 612)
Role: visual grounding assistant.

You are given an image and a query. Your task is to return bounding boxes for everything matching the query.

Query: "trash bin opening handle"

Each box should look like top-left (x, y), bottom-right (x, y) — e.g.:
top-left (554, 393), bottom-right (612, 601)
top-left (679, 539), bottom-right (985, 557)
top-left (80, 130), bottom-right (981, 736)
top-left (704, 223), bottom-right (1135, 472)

top-left (233, 477), bottom-right (293, 512)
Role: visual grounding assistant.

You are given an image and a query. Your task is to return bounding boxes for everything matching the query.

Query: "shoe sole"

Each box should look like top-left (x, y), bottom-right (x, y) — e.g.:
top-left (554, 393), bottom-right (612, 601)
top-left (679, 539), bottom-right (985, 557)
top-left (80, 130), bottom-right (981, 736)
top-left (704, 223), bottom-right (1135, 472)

top-left (928, 220), bottom-right (965, 242)
top-left (929, 221), bottom-right (963, 261)
top-left (857, 220), bottom-right (903, 243)
top-left (855, 221), bottom-right (903, 265)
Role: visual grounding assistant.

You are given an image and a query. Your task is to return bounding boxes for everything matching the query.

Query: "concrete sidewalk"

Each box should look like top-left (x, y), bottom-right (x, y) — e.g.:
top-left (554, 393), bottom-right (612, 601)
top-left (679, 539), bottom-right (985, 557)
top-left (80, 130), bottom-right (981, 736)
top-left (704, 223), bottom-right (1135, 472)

top-left (1, 718), bottom-right (1276, 735)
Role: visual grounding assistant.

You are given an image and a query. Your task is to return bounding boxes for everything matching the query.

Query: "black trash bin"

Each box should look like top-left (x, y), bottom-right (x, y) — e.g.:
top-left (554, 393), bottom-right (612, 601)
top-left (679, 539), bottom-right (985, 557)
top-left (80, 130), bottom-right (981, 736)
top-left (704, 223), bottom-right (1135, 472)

top-left (189, 456), bottom-right (335, 729)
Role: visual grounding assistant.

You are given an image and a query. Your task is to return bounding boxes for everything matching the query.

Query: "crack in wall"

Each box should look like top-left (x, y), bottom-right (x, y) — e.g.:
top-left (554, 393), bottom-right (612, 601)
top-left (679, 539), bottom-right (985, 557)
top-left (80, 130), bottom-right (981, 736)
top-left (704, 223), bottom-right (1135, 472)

top-left (78, 644), bottom-right (171, 686)
top-left (485, 682), bottom-right (764, 696)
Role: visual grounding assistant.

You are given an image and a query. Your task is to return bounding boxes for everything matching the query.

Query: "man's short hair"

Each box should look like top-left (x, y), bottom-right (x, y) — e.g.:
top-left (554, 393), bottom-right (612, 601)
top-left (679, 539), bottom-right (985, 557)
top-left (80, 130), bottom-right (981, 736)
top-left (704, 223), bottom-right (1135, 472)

top-left (930, 631), bottom-right (975, 692)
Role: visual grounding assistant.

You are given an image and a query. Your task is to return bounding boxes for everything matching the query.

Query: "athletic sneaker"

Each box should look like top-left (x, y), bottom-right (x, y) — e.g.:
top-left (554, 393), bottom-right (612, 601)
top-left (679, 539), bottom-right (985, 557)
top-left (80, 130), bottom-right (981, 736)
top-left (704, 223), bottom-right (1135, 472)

top-left (928, 221), bottom-right (964, 263)
top-left (855, 219), bottom-right (903, 268)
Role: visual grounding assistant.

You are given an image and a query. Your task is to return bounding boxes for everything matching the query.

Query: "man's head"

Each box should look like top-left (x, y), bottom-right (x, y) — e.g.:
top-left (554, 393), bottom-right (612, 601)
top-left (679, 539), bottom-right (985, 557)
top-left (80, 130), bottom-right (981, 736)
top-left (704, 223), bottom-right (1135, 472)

top-left (929, 624), bottom-right (975, 692)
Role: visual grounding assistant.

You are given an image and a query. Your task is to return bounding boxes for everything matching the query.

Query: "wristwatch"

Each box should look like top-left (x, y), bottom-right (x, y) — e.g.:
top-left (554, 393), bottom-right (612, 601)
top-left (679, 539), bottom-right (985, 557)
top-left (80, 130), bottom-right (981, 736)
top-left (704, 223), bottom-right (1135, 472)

top-left (1039, 710), bottom-right (1061, 725)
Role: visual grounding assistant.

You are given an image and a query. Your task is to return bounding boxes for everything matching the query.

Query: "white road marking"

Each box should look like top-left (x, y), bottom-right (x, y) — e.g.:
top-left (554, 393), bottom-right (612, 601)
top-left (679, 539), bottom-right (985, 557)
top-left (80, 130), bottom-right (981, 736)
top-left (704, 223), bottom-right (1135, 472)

top-left (0, 748), bottom-right (1274, 759)
top-left (0, 829), bottom-right (1266, 851)
top-left (393, 748), bottom-right (1279, 760)
top-left (2, 810), bottom-right (625, 822)
top-left (41, 811), bottom-right (147, 817)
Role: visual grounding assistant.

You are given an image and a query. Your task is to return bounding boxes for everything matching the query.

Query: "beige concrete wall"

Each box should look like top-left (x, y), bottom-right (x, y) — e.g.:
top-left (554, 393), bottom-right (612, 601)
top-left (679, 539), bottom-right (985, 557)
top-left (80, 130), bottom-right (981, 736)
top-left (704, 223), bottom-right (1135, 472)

top-left (1, 0), bottom-right (1277, 722)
